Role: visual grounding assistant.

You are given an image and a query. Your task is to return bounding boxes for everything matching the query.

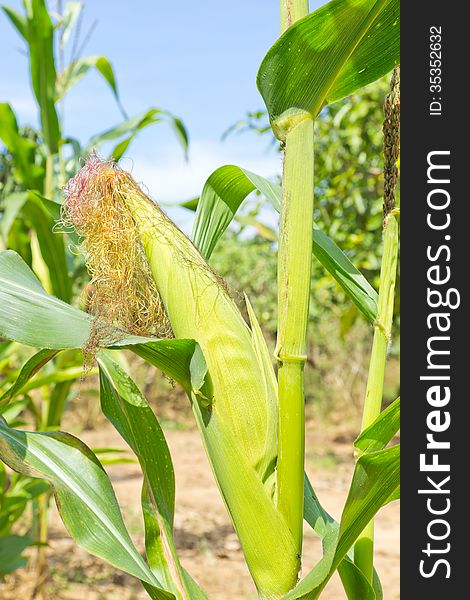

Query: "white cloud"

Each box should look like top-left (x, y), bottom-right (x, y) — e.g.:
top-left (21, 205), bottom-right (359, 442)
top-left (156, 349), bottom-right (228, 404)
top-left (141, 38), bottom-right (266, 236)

top-left (121, 137), bottom-right (281, 233)
top-left (127, 138), bottom-right (280, 203)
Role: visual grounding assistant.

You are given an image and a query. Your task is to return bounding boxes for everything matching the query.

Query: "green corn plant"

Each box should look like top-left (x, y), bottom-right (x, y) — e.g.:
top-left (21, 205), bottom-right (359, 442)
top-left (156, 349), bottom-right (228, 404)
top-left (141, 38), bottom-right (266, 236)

top-left (0, 0), bottom-right (188, 583)
top-left (0, 0), bottom-right (400, 598)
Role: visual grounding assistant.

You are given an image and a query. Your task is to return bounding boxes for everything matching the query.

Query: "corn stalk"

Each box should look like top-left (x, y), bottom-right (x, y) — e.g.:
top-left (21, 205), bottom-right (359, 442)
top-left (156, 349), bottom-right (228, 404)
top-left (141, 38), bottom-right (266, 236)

top-left (275, 0), bottom-right (313, 558)
top-left (354, 66), bottom-right (400, 582)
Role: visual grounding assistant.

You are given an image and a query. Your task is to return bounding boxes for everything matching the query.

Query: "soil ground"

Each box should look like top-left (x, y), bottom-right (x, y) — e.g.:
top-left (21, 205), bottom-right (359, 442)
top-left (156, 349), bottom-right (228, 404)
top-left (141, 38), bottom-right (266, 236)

top-left (1, 416), bottom-right (399, 600)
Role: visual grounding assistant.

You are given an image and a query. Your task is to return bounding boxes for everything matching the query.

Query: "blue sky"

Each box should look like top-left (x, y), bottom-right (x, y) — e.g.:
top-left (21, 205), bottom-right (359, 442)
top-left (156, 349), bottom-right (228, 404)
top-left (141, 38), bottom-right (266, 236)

top-left (0, 1), bottom-right (324, 223)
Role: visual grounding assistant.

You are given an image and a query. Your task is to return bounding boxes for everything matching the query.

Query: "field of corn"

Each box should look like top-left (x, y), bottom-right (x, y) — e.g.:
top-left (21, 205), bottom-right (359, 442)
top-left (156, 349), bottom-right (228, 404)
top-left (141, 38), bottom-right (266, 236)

top-left (0, 1), bottom-right (400, 599)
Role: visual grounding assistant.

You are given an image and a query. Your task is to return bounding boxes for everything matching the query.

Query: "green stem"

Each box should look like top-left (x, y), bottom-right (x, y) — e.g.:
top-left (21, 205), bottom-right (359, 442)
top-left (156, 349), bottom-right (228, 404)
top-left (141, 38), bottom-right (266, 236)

top-left (276, 113), bottom-right (314, 558)
top-left (45, 153), bottom-right (54, 199)
top-left (275, 0), bottom-right (312, 568)
top-left (354, 214), bottom-right (399, 581)
top-left (34, 491), bottom-right (50, 598)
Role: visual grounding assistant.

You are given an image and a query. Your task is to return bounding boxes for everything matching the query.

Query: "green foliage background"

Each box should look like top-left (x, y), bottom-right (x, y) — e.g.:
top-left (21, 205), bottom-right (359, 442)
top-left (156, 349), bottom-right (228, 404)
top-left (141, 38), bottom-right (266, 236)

top-left (211, 79), bottom-right (399, 410)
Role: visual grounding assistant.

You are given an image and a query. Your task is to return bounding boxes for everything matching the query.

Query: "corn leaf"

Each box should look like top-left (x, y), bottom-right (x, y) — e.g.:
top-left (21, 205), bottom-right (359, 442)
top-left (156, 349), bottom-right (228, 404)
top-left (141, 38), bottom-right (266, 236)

top-left (1, 5), bottom-right (28, 41)
top-left (0, 534), bottom-right (32, 575)
top-left (26, 191), bottom-right (83, 248)
top-left (98, 352), bottom-right (206, 599)
top-left (22, 0), bottom-right (61, 154)
top-left (179, 197), bottom-right (199, 211)
top-left (257, 0), bottom-right (399, 136)
top-left (0, 193), bottom-right (29, 243)
top-left (0, 249), bottom-right (143, 348)
top-left (0, 249), bottom-right (94, 348)
top-left (0, 250), bottom-right (204, 389)
top-left (355, 396), bottom-right (400, 454)
top-left (286, 446), bottom-right (399, 599)
top-left (312, 227), bottom-right (378, 323)
top-left (303, 475), bottom-right (382, 600)
top-left (87, 111), bottom-right (161, 146)
top-left (191, 165), bottom-right (378, 322)
top-left (23, 194), bottom-right (73, 302)
top-left (129, 341), bottom-right (206, 396)
top-left (46, 380), bottom-right (74, 428)
top-left (0, 349), bottom-right (59, 406)
top-left (18, 365), bottom-right (90, 393)
top-left (0, 398), bottom-right (28, 423)
top-left (28, 192), bottom-right (62, 219)
top-left (303, 474), bottom-right (334, 538)
top-left (336, 446), bottom-right (399, 567)
top-left (0, 476), bottom-right (49, 533)
top-left (337, 561), bottom-right (378, 600)
top-left (327, 0), bottom-right (399, 104)
top-left (94, 57), bottom-right (121, 104)
top-left (192, 165), bottom-right (281, 258)
top-left (86, 109), bottom-right (188, 161)
top-left (0, 340), bottom-right (13, 361)
top-left (0, 104), bottom-right (43, 189)
top-left (62, 135), bottom-right (82, 173)
top-left (56, 55), bottom-right (126, 120)
top-left (98, 352), bottom-right (175, 526)
top-left (0, 419), bottom-right (173, 598)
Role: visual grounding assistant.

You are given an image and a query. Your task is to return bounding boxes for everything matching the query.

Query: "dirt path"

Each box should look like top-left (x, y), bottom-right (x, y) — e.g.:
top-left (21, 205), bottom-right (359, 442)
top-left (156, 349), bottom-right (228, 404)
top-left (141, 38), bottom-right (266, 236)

top-left (1, 424), bottom-right (399, 599)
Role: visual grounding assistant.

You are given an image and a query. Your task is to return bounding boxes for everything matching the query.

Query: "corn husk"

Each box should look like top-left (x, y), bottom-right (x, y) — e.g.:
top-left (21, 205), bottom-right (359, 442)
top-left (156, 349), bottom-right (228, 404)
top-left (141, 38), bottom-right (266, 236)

top-left (64, 156), bottom-right (299, 598)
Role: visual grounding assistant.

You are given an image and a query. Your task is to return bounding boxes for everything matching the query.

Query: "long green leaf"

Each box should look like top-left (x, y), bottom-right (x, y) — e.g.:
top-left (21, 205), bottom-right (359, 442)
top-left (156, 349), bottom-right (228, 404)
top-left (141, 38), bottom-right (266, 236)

top-left (46, 380), bottom-right (74, 427)
top-left (87, 110), bottom-right (162, 146)
top-left (193, 165), bottom-right (281, 259)
top-left (0, 534), bottom-right (32, 575)
top-left (0, 249), bottom-right (93, 348)
top-left (0, 349), bottom-right (59, 406)
top-left (98, 353), bottom-right (175, 526)
top-left (24, 194), bottom-right (73, 302)
top-left (98, 352), bottom-right (206, 599)
top-left (0, 103), bottom-right (43, 189)
top-left (312, 227), bottom-right (377, 322)
top-left (129, 340), bottom-right (206, 395)
top-left (1, 5), bottom-right (28, 40)
top-left (0, 419), bottom-right (173, 598)
top-left (355, 396), bottom-right (400, 454)
top-left (191, 165), bottom-right (377, 322)
top-left (0, 250), bottom-right (141, 348)
top-left (303, 475), bottom-right (382, 600)
top-left (287, 446), bottom-right (399, 599)
top-left (257, 0), bottom-right (398, 137)
top-left (0, 250), bottom-right (204, 386)
top-left (303, 474), bottom-right (334, 539)
top-left (336, 446), bottom-right (399, 564)
top-left (23, 0), bottom-right (61, 154)
top-left (0, 193), bottom-right (29, 242)
top-left (56, 55), bottom-right (126, 119)
top-left (95, 56), bottom-right (122, 105)
top-left (19, 365), bottom-right (90, 394)
top-left (86, 109), bottom-right (188, 161)
top-left (3, 220), bottom-right (32, 267)
top-left (327, 0), bottom-right (399, 104)
top-left (0, 476), bottom-right (50, 535)
top-left (337, 560), bottom-right (377, 600)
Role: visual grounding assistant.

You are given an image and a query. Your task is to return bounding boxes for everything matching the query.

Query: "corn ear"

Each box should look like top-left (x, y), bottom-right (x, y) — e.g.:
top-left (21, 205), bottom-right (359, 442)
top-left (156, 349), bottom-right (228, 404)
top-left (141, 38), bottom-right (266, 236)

top-left (64, 156), bottom-right (299, 598)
